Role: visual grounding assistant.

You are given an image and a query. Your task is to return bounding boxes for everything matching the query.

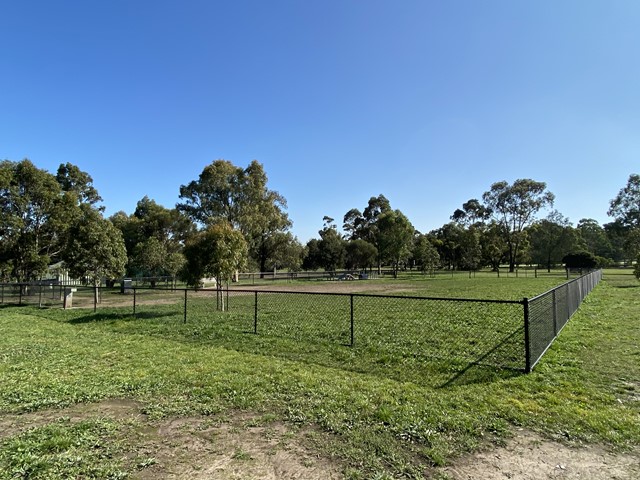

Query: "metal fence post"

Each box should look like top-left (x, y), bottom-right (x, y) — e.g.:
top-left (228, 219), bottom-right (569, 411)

top-left (350, 294), bottom-right (355, 347)
top-left (94, 285), bottom-right (98, 313)
top-left (552, 290), bottom-right (558, 335)
top-left (1, 284), bottom-right (3, 304)
top-left (19, 285), bottom-right (22, 306)
top-left (523, 298), bottom-right (531, 373)
top-left (254, 291), bottom-right (258, 334)
top-left (133, 288), bottom-right (137, 317)
top-left (184, 289), bottom-right (187, 323)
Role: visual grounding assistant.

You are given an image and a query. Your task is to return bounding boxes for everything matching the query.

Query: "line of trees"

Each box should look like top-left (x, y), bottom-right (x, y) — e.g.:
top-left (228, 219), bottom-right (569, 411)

top-left (301, 177), bottom-right (640, 276)
top-left (2, 157), bottom-right (639, 287)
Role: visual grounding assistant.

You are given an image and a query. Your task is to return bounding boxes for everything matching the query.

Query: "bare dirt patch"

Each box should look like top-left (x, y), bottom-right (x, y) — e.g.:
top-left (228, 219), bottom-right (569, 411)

top-left (135, 413), bottom-right (342, 480)
top-left (0, 401), bottom-right (343, 479)
top-left (0, 398), bottom-right (145, 439)
top-left (442, 429), bottom-right (640, 480)
top-left (3, 402), bottom-right (637, 479)
top-left (230, 279), bottom-right (416, 295)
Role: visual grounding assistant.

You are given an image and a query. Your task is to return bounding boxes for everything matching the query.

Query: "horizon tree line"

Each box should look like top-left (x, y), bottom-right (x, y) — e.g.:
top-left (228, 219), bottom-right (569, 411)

top-left (1, 157), bottom-right (639, 286)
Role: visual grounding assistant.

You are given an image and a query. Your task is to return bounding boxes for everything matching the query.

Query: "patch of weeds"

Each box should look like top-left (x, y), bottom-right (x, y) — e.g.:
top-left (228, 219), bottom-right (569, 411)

top-left (231, 448), bottom-right (253, 461)
top-left (135, 456), bottom-right (157, 469)
top-left (0, 418), bottom-right (127, 479)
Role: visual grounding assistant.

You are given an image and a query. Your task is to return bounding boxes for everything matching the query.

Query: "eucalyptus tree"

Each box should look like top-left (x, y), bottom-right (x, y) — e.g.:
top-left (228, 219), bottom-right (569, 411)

top-left (317, 216), bottom-right (346, 273)
top-left (376, 210), bottom-right (415, 278)
top-left (608, 174), bottom-right (640, 228)
top-left (482, 179), bottom-right (554, 272)
top-left (110, 196), bottom-right (194, 283)
top-left (342, 194), bottom-right (393, 272)
top-left (0, 159), bottom-right (64, 281)
top-left (345, 239), bottom-right (378, 271)
top-left (528, 211), bottom-right (578, 272)
top-left (413, 234), bottom-right (440, 274)
top-left (263, 232), bottom-right (305, 273)
top-left (0, 159), bottom-right (105, 282)
top-left (576, 218), bottom-right (613, 259)
top-left (56, 162), bottom-right (103, 208)
top-left (63, 206), bottom-right (127, 296)
top-left (182, 222), bottom-right (247, 310)
top-left (480, 221), bottom-right (507, 271)
top-left (450, 198), bottom-right (490, 227)
top-left (178, 160), bottom-right (291, 274)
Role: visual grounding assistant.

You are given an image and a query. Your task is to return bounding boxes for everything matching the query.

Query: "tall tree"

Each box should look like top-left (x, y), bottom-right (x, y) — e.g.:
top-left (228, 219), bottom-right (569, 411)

top-left (528, 211), bottom-right (577, 272)
top-left (111, 196), bottom-right (194, 280)
top-left (482, 179), bottom-right (554, 272)
top-left (182, 222), bottom-right (247, 309)
top-left (604, 221), bottom-right (630, 264)
top-left (317, 217), bottom-right (346, 273)
top-left (62, 206), bottom-right (127, 292)
top-left (342, 194), bottom-right (392, 272)
top-left (56, 162), bottom-right (103, 208)
top-left (302, 238), bottom-right (322, 271)
top-left (458, 227), bottom-right (483, 271)
top-left (608, 173), bottom-right (640, 228)
top-left (177, 160), bottom-right (290, 274)
top-left (376, 210), bottom-right (415, 278)
top-left (413, 234), bottom-right (440, 274)
top-left (263, 232), bottom-right (305, 273)
top-left (577, 218), bottom-right (613, 259)
top-left (430, 223), bottom-right (464, 270)
top-left (345, 239), bottom-right (378, 271)
top-left (0, 159), bottom-right (70, 281)
top-left (451, 199), bottom-right (490, 227)
top-left (131, 237), bottom-right (167, 287)
top-left (480, 221), bottom-right (507, 271)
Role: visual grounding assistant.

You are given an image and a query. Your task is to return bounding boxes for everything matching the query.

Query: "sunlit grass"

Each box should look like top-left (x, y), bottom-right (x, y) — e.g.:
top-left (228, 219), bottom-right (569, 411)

top-left (0, 270), bottom-right (637, 479)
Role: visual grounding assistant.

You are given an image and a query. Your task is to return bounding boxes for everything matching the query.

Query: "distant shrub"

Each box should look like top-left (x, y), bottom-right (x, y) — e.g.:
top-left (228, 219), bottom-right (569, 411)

top-left (563, 251), bottom-right (598, 269)
top-left (595, 256), bottom-right (614, 268)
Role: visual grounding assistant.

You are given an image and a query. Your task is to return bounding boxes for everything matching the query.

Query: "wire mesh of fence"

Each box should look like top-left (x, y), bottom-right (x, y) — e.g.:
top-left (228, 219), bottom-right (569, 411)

top-left (1, 269), bottom-right (603, 373)
top-left (526, 269), bottom-right (602, 371)
top-left (353, 295), bottom-right (526, 370)
top-left (0, 283), bottom-right (67, 307)
top-left (177, 289), bottom-right (526, 370)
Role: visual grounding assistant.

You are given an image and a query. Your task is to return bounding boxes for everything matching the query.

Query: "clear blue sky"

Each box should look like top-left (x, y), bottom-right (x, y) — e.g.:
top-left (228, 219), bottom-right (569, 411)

top-left (2, 1), bottom-right (638, 242)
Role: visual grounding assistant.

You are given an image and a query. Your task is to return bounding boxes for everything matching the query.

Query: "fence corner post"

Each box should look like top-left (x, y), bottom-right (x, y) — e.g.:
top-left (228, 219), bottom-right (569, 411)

top-left (523, 297), bottom-right (531, 373)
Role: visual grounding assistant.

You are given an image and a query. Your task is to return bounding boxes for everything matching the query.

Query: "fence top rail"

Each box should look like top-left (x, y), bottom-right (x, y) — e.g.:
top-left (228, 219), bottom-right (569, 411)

top-left (127, 285), bottom-right (525, 305)
top-left (528, 269), bottom-right (602, 303)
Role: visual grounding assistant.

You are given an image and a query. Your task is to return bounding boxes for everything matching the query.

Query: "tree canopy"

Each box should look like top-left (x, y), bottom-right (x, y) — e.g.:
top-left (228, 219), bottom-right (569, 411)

top-left (0, 159), bottom-right (114, 282)
top-left (608, 173), bottom-right (640, 228)
top-left (178, 160), bottom-right (291, 273)
top-left (182, 222), bottom-right (248, 288)
top-left (63, 206), bottom-right (127, 285)
top-left (482, 179), bottom-right (554, 272)
top-left (0, 157), bottom-right (634, 283)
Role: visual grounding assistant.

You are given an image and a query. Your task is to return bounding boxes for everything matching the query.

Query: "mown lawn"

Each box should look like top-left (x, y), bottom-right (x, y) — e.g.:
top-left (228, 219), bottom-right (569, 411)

top-left (0, 271), bottom-right (638, 478)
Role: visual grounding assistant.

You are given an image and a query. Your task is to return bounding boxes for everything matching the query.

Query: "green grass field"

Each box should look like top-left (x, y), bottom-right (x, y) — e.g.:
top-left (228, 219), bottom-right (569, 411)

top-left (0, 270), bottom-right (638, 478)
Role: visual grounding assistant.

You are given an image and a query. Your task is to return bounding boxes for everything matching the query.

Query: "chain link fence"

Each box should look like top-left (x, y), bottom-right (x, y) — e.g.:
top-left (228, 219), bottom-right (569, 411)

top-left (1, 270), bottom-right (603, 372)
top-left (525, 269), bottom-right (602, 371)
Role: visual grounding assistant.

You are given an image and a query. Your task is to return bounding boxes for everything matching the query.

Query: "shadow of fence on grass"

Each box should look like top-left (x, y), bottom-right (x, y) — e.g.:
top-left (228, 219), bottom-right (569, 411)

top-left (66, 310), bottom-right (178, 324)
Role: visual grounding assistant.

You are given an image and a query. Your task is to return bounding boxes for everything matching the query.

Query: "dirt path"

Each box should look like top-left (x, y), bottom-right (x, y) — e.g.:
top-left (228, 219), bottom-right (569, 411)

top-left (441, 429), bottom-right (640, 480)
